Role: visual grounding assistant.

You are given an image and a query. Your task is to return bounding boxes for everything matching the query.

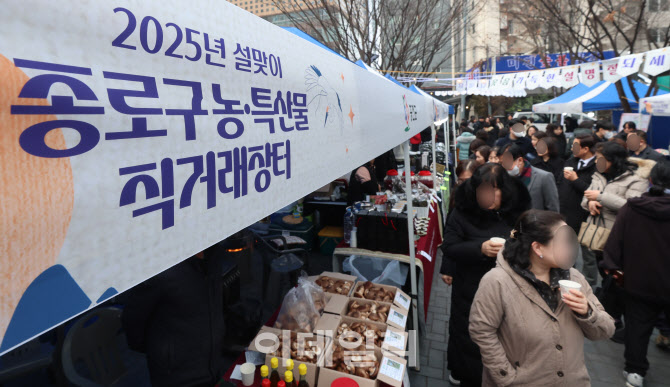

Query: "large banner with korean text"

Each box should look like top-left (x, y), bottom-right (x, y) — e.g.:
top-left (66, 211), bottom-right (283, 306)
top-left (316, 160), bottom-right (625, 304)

top-left (0, 0), bottom-right (435, 354)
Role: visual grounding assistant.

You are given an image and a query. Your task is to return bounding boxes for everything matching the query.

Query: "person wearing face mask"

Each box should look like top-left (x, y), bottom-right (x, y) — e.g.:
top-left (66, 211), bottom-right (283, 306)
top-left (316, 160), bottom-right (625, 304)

top-left (470, 210), bottom-right (615, 387)
top-left (530, 137), bottom-right (565, 185)
top-left (495, 120), bottom-right (534, 156)
top-left (441, 163), bottom-right (531, 387)
top-left (501, 143), bottom-right (560, 212)
top-left (594, 121), bottom-right (615, 143)
top-left (559, 135), bottom-right (599, 286)
top-left (581, 142), bottom-right (655, 341)
top-left (601, 161), bottom-right (670, 387)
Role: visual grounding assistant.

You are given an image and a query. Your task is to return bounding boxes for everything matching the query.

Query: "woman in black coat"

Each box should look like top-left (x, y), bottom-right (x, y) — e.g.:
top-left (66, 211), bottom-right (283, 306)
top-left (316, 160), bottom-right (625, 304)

top-left (530, 136), bottom-right (565, 185)
top-left (546, 123), bottom-right (568, 159)
top-left (441, 163), bottom-right (531, 386)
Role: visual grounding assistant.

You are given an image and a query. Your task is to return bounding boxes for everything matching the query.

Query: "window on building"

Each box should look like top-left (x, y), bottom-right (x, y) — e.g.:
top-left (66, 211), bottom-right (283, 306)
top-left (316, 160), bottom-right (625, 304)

top-left (649, 0), bottom-right (669, 12)
top-left (649, 27), bottom-right (669, 44)
top-left (508, 20), bottom-right (514, 35)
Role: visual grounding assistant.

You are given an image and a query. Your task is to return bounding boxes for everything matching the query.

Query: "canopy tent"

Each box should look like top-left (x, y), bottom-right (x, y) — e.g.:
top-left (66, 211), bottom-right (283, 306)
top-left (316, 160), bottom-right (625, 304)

top-left (640, 93), bottom-right (670, 116)
top-left (533, 80), bottom-right (667, 113)
top-left (0, 0), bottom-right (451, 360)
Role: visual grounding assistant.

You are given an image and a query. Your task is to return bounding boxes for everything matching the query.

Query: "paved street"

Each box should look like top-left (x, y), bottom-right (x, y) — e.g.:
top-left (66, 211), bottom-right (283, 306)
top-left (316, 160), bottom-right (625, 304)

top-left (409, 250), bottom-right (670, 387)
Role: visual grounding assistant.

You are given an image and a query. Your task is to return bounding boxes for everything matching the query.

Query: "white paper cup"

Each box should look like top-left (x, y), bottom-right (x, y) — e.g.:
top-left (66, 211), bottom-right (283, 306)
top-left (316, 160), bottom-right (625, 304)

top-left (490, 237), bottom-right (506, 245)
top-left (240, 362), bottom-right (255, 386)
top-left (559, 280), bottom-right (582, 296)
top-left (564, 167), bottom-right (574, 172)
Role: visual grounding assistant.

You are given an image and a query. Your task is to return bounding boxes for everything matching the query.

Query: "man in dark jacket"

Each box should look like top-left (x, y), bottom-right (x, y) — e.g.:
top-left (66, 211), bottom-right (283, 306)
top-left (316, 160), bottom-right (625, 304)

top-left (594, 120), bottom-right (615, 143)
top-left (559, 134), bottom-right (598, 285)
top-left (495, 120), bottom-right (534, 157)
top-left (123, 249), bottom-right (225, 387)
top-left (628, 130), bottom-right (665, 162)
top-left (602, 161), bottom-right (670, 387)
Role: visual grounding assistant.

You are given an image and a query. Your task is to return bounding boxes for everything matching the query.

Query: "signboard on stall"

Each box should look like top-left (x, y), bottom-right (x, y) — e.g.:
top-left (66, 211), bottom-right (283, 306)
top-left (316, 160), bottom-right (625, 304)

top-left (0, 0), bottom-right (438, 354)
top-left (618, 113), bottom-right (651, 132)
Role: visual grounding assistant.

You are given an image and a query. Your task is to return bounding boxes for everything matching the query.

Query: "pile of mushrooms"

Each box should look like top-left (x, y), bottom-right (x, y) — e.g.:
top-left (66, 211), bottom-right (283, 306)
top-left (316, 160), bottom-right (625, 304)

top-left (315, 276), bottom-right (353, 295)
top-left (274, 301), bottom-right (319, 333)
top-left (328, 344), bottom-right (380, 379)
top-left (269, 332), bottom-right (323, 364)
top-left (346, 300), bottom-right (390, 322)
top-left (353, 281), bottom-right (395, 302)
top-left (337, 321), bottom-right (385, 347)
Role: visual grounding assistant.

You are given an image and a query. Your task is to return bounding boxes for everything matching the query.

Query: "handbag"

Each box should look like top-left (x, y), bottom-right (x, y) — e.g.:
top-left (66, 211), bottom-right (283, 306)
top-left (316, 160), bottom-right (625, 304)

top-left (578, 214), bottom-right (611, 251)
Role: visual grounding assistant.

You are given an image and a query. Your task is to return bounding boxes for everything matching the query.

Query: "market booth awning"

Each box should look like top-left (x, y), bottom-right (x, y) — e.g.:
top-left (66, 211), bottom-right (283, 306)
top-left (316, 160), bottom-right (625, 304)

top-left (640, 93), bottom-right (670, 116)
top-left (533, 80), bottom-right (667, 113)
top-left (0, 1), bottom-right (447, 355)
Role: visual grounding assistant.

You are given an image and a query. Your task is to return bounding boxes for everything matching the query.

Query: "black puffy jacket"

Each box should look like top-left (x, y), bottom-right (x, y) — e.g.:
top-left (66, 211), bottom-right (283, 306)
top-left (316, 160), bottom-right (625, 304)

top-left (123, 256), bottom-right (225, 387)
top-left (440, 179), bottom-right (530, 386)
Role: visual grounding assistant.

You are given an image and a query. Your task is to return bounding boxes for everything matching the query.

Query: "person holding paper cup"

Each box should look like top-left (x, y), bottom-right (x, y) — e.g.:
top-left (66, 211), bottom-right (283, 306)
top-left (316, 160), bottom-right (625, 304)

top-left (470, 210), bottom-right (615, 386)
top-left (441, 163), bottom-right (531, 386)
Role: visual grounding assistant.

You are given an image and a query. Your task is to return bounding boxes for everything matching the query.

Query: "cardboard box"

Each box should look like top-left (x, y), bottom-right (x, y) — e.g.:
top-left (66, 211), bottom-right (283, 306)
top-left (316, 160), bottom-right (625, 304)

top-left (315, 313), bottom-right (340, 338)
top-left (386, 305), bottom-right (409, 331)
top-left (345, 298), bottom-right (399, 327)
top-left (248, 327), bottom-right (329, 387)
top-left (334, 316), bottom-right (408, 357)
top-left (314, 271), bottom-right (357, 297)
top-left (351, 282), bottom-right (411, 314)
top-left (324, 293), bottom-right (349, 315)
top-left (317, 341), bottom-right (406, 387)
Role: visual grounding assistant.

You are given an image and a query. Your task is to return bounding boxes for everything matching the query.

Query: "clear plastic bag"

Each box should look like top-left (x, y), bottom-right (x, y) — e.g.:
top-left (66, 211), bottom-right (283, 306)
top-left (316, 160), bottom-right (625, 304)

top-left (274, 274), bottom-right (327, 332)
top-left (343, 256), bottom-right (409, 287)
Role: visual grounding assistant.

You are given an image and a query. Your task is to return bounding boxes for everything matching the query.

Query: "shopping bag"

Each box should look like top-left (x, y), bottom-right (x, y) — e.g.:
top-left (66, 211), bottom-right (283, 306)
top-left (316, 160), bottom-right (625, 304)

top-left (578, 214), bottom-right (611, 251)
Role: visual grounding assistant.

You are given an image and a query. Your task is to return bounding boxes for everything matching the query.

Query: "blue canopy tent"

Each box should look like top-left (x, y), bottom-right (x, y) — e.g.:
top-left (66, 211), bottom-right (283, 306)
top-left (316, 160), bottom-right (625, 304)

top-left (533, 80), bottom-right (668, 113)
top-left (533, 82), bottom-right (608, 113)
top-left (582, 80), bottom-right (667, 112)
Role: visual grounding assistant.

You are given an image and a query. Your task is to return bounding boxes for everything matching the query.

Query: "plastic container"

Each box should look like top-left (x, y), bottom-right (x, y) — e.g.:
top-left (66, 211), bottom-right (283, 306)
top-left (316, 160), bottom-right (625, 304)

top-left (343, 207), bottom-right (354, 243)
top-left (418, 170), bottom-right (433, 188)
top-left (383, 169), bottom-right (399, 191)
top-left (402, 171), bottom-right (417, 188)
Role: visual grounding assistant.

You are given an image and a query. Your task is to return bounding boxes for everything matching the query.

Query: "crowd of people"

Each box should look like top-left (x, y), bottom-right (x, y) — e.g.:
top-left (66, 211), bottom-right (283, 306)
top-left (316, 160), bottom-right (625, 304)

top-left (442, 115), bottom-right (670, 387)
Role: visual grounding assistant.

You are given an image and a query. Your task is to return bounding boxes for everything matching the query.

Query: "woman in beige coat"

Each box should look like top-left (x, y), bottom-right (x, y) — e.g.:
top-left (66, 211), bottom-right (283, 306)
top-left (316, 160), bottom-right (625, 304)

top-left (581, 142), bottom-right (655, 229)
top-left (470, 210), bottom-right (615, 386)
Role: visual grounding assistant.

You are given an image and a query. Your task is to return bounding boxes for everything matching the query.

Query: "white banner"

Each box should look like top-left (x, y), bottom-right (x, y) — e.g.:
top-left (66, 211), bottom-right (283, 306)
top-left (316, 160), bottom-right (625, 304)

top-left (617, 53), bottom-right (644, 77)
top-left (579, 62), bottom-right (601, 87)
top-left (500, 74), bottom-right (514, 91)
top-left (489, 74), bottom-right (503, 91)
top-left (526, 71), bottom-right (542, 90)
top-left (643, 48), bottom-right (670, 76)
top-left (0, 0), bottom-right (437, 354)
top-left (560, 66), bottom-right (579, 88)
top-left (456, 79), bottom-right (466, 94)
top-left (602, 59), bottom-right (622, 82)
top-left (513, 72), bottom-right (527, 90)
top-left (541, 68), bottom-right (560, 89)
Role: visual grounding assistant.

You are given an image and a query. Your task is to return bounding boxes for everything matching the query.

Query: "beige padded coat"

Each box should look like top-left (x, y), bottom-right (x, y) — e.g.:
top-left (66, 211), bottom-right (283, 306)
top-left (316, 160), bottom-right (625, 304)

top-left (469, 253), bottom-right (615, 386)
top-left (580, 157), bottom-right (655, 229)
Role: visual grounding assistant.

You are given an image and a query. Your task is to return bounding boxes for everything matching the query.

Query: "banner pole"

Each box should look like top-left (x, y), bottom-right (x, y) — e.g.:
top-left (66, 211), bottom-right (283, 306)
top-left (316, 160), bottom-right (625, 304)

top-left (403, 139), bottom-right (420, 371)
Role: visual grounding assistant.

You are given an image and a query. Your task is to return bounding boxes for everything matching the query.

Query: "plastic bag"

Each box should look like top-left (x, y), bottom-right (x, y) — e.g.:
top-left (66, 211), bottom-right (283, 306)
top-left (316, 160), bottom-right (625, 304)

top-left (274, 274), bottom-right (327, 332)
top-left (343, 256), bottom-right (409, 287)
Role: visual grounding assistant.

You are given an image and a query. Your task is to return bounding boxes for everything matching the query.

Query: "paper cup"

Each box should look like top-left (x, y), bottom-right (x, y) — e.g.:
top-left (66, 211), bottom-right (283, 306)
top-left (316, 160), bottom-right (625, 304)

top-left (490, 237), bottom-right (506, 245)
top-left (559, 280), bottom-right (582, 296)
top-left (240, 362), bottom-right (255, 386)
top-left (564, 167), bottom-right (574, 172)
